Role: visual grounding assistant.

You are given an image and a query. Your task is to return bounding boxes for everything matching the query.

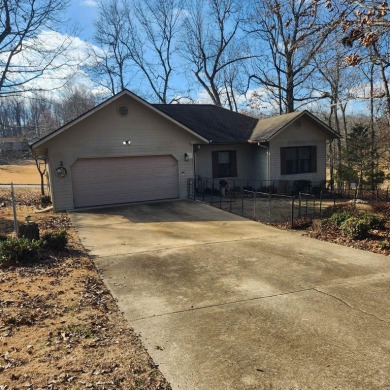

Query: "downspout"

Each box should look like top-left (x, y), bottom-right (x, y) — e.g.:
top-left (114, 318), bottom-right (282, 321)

top-left (192, 143), bottom-right (200, 179)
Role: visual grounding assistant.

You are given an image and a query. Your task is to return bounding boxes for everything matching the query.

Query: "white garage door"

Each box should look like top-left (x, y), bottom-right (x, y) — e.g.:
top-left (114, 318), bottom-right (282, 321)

top-left (71, 155), bottom-right (179, 208)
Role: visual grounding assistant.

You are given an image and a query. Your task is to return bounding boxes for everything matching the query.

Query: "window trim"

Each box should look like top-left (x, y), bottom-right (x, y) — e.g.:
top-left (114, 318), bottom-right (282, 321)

top-left (280, 145), bottom-right (317, 175)
top-left (212, 150), bottom-right (237, 178)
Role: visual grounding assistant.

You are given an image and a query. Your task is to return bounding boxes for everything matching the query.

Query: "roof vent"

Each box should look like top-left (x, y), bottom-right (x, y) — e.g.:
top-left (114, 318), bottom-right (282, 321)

top-left (118, 105), bottom-right (129, 117)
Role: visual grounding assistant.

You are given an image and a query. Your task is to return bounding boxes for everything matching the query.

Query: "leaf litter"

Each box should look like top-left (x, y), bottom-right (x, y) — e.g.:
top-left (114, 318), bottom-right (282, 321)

top-left (0, 193), bottom-right (171, 390)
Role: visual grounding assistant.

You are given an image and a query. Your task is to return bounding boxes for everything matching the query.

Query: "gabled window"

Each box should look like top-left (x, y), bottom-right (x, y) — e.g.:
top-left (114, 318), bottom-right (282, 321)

top-left (212, 150), bottom-right (237, 178)
top-left (280, 146), bottom-right (317, 175)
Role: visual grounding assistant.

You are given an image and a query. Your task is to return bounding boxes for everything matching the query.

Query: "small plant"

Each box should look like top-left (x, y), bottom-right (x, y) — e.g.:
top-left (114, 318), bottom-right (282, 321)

top-left (0, 238), bottom-right (42, 264)
top-left (42, 230), bottom-right (68, 251)
top-left (380, 241), bottom-right (390, 250)
top-left (328, 209), bottom-right (355, 227)
top-left (361, 212), bottom-right (386, 230)
top-left (340, 217), bottom-right (371, 239)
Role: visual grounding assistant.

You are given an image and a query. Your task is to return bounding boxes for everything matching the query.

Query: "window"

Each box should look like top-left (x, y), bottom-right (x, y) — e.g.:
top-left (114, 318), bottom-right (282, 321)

top-left (280, 146), bottom-right (317, 175)
top-left (212, 150), bottom-right (237, 178)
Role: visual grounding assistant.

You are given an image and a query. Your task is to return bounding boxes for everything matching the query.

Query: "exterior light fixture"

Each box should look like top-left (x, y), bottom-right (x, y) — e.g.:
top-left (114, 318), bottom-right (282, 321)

top-left (184, 152), bottom-right (189, 161)
top-left (122, 140), bottom-right (131, 145)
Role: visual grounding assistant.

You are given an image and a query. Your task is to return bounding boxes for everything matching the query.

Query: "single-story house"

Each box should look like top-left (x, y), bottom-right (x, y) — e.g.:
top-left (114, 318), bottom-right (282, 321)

top-left (31, 89), bottom-right (339, 211)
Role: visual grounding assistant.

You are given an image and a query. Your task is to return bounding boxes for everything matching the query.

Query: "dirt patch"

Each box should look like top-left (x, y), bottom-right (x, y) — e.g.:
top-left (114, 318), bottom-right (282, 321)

top-left (0, 160), bottom-right (42, 185)
top-left (0, 190), bottom-right (171, 389)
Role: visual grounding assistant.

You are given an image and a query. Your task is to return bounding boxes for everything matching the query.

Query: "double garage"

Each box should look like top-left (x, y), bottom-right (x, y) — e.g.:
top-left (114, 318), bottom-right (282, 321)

top-left (71, 155), bottom-right (179, 208)
top-left (31, 90), bottom-right (206, 211)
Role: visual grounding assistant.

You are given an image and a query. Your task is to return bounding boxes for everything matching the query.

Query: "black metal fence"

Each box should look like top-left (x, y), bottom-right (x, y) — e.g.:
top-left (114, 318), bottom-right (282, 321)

top-left (187, 177), bottom-right (389, 226)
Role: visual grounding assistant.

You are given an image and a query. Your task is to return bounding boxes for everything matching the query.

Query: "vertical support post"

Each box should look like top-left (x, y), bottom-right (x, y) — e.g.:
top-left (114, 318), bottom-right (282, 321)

top-left (253, 191), bottom-right (257, 220)
top-left (193, 179), bottom-right (196, 201)
top-left (298, 192), bottom-right (302, 217)
top-left (291, 196), bottom-right (294, 228)
top-left (313, 196), bottom-right (316, 216)
top-left (319, 189), bottom-right (323, 214)
top-left (203, 179), bottom-right (206, 202)
top-left (241, 190), bottom-right (244, 217)
top-left (268, 192), bottom-right (271, 223)
top-left (11, 183), bottom-right (19, 236)
top-left (230, 182), bottom-right (232, 213)
top-left (211, 179), bottom-right (214, 205)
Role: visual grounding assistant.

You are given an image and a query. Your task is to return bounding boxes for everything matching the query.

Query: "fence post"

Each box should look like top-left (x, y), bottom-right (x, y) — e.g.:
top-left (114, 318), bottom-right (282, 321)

top-left (268, 192), bottom-right (271, 223)
top-left (211, 179), bottom-right (214, 205)
top-left (298, 192), bottom-right (302, 217)
top-left (11, 183), bottom-right (19, 236)
top-left (319, 189), bottom-right (323, 214)
top-left (291, 196), bottom-right (294, 228)
top-left (313, 196), bottom-right (316, 216)
top-left (253, 191), bottom-right (257, 220)
top-left (241, 190), bottom-right (244, 217)
top-left (229, 182), bottom-right (232, 213)
top-left (193, 179), bottom-right (196, 201)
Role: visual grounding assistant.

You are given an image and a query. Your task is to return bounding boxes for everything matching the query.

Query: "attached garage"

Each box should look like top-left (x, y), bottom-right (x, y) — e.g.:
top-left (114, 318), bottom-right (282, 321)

top-left (31, 90), bottom-right (208, 211)
top-left (71, 155), bottom-right (179, 208)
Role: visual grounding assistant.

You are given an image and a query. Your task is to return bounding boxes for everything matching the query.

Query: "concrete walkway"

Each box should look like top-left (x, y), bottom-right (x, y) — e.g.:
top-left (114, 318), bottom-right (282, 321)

top-left (69, 200), bottom-right (390, 390)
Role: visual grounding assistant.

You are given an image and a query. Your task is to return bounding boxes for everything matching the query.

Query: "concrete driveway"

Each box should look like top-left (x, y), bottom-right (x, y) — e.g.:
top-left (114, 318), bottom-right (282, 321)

top-left (69, 200), bottom-right (390, 390)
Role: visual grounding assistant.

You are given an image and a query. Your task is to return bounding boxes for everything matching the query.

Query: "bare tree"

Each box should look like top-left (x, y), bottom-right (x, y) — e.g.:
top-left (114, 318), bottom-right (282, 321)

top-left (181, 0), bottom-right (252, 108)
top-left (92, 0), bottom-right (133, 95)
top-left (129, 0), bottom-right (184, 103)
top-left (34, 156), bottom-right (47, 196)
top-left (28, 94), bottom-right (56, 139)
top-left (246, 0), bottom-right (336, 113)
top-left (93, 0), bottom-right (183, 102)
top-left (0, 0), bottom-right (75, 96)
top-left (55, 84), bottom-right (97, 125)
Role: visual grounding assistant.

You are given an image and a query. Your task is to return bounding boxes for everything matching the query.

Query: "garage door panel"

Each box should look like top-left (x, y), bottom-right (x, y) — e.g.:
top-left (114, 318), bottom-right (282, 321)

top-left (71, 156), bottom-right (179, 208)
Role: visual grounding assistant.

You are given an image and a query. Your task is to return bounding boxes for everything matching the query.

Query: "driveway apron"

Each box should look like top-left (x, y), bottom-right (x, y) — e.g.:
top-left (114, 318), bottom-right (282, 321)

top-left (69, 200), bottom-right (390, 390)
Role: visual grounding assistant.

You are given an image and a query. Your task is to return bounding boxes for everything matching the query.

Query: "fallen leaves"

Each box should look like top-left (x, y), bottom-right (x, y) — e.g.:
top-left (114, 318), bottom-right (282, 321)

top-left (0, 202), bottom-right (171, 389)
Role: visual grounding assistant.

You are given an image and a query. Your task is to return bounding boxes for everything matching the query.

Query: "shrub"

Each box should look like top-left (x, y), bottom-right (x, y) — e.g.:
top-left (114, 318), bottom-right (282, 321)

top-left (340, 217), bottom-right (371, 239)
top-left (361, 212), bottom-right (386, 230)
top-left (329, 209), bottom-right (355, 227)
top-left (42, 230), bottom-right (68, 251)
top-left (0, 238), bottom-right (42, 264)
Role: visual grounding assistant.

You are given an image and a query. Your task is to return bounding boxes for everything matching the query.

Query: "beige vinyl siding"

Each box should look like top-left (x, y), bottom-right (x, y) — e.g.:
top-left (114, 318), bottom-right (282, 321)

top-left (41, 95), bottom-right (204, 210)
top-left (253, 147), bottom-right (268, 182)
top-left (195, 144), bottom-right (256, 180)
top-left (268, 117), bottom-right (328, 183)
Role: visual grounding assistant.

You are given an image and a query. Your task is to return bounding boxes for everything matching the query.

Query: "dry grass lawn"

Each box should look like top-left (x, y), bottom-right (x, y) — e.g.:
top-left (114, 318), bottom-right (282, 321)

top-left (0, 160), bottom-right (42, 185)
top-left (0, 189), bottom-right (171, 389)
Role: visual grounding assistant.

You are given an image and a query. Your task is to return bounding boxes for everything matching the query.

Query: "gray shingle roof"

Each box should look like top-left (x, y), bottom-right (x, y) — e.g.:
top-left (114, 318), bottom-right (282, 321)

top-left (153, 104), bottom-right (258, 143)
top-left (249, 111), bottom-right (303, 142)
top-left (153, 105), bottom-right (338, 143)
